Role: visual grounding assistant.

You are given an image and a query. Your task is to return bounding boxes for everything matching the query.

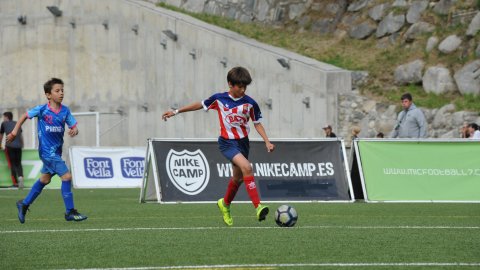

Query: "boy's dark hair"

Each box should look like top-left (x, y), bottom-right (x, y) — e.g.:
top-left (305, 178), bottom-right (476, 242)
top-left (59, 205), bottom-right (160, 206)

top-left (468, 123), bottom-right (479, 131)
top-left (3, 112), bottom-right (13, 120)
top-left (44, 78), bottom-right (64, 94)
top-left (401, 93), bottom-right (413, 101)
top-left (227, 67), bottom-right (252, 86)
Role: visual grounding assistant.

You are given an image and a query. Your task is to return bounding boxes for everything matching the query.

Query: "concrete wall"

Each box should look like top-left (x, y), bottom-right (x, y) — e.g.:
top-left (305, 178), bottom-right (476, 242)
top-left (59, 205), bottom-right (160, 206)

top-left (0, 0), bottom-right (350, 149)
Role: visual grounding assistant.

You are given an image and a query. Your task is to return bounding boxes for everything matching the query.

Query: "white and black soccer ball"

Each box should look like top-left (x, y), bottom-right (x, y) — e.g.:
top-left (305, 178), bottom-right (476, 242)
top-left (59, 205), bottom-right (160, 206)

top-left (274, 205), bottom-right (298, 227)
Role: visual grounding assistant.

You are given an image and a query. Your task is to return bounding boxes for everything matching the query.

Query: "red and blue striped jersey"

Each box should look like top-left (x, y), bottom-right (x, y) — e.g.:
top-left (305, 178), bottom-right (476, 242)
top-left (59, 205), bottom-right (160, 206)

top-left (202, 92), bottom-right (262, 140)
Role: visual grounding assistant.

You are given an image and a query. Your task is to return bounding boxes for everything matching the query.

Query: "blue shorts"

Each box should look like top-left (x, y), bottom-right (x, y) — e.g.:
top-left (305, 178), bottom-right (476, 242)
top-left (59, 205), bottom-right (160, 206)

top-left (218, 136), bottom-right (250, 161)
top-left (40, 156), bottom-right (69, 177)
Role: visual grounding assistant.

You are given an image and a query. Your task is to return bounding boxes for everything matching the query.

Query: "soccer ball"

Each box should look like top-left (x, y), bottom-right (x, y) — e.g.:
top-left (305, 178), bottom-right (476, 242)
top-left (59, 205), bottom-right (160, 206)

top-left (274, 205), bottom-right (298, 227)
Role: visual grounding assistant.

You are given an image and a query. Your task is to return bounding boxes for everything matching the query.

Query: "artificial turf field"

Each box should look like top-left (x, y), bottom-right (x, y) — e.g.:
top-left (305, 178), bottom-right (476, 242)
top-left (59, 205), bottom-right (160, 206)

top-left (0, 188), bottom-right (479, 270)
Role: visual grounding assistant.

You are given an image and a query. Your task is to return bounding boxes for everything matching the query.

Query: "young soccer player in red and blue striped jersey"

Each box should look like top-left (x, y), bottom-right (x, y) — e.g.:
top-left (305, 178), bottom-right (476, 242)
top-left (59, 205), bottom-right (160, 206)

top-left (162, 66), bottom-right (275, 226)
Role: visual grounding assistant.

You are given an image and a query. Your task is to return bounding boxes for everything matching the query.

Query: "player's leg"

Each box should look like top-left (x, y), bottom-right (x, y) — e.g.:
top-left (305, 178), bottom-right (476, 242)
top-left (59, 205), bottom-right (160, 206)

top-left (16, 173), bottom-right (51, 223)
top-left (231, 154), bottom-right (269, 221)
top-left (60, 171), bottom-right (87, 222)
top-left (224, 163), bottom-right (243, 206)
top-left (217, 164), bottom-right (243, 226)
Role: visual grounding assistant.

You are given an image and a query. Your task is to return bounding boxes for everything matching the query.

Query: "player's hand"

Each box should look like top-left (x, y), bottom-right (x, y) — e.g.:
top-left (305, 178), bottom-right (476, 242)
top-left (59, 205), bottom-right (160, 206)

top-left (6, 132), bottom-right (17, 143)
top-left (68, 127), bottom-right (79, 137)
top-left (266, 142), bottom-right (275, 153)
top-left (162, 110), bottom-right (177, 121)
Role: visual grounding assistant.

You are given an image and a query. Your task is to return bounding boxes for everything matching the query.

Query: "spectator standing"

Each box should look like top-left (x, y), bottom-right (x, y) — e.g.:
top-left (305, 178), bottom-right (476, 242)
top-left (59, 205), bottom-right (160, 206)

top-left (390, 93), bottom-right (427, 138)
top-left (0, 112), bottom-right (24, 189)
top-left (323, 124), bottom-right (337, 138)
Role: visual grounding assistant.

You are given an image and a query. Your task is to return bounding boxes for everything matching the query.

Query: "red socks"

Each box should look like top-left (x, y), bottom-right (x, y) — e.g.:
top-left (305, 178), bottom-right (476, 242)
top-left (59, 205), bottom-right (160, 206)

top-left (223, 179), bottom-right (239, 206)
top-left (223, 176), bottom-right (261, 207)
top-left (243, 175), bottom-right (260, 208)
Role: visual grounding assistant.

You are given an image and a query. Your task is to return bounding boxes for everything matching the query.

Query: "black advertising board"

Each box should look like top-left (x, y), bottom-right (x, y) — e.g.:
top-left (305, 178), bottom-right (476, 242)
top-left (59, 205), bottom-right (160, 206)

top-left (141, 139), bottom-right (353, 203)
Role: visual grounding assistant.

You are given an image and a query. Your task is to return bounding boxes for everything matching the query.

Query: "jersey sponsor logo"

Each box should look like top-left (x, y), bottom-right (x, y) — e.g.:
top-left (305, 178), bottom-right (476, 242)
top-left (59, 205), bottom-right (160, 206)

top-left (45, 126), bottom-right (63, 132)
top-left (225, 113), bottom-right (247, 125)
top-left (84, 157), bottom-right (114, 178)
top-left (166, 149), bottom-right (210, 195)
top-left (120, 157), bottom-right (145, 178)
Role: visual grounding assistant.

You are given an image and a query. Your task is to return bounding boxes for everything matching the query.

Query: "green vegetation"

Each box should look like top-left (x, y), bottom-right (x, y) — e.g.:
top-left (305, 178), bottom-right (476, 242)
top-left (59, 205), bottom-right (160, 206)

top-left (157, 3), bottom-right (480, 112)
top-left (1, 188), bottom-right (480, 269)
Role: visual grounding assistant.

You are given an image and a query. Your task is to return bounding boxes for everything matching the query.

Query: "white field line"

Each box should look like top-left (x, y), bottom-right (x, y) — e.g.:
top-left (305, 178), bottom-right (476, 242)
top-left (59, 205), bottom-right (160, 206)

top-left (1, 225), bottom-right (479, 234)
top-left (60, 262), bottom-right (480, 270)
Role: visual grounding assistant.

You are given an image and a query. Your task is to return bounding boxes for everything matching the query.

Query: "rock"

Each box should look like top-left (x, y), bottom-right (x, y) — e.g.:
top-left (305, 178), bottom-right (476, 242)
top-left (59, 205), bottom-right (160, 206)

top-left (433, 104), bottom-right (455, 129)
top-left (311, 19), bottom-right (334, 34)
top-left (348, 0), bottom-right (371, 12)
top-left (394, 59), bottom-right (425, 85)
top-left (406, 1), bottom-right (429, 24)
top-left (438, 35), bottom-right (462, 54)
top-left (426, 36), bottom-right (439, 52)
top-left (422, 66), bottom-right (456, 94)
top-left (454, 60), bottom-right (480, 95)
top-left (351, 70), bottom-right (369, 89)
top-left (368, 3), bottom-right (390, 21)
top-left (433, 0), bottom-right (456, 15)
top-left (466, 12), bottom-right (480, 37)
top-left (288, 4), bottom-right (307, 20)
top-left (349, 21), bottom-right (377, 39)
top-left (392, 0), bottom-right (409, 7)
top-left (362, 99), bottom-right (376, 112)
top-left (440, 130), bottom-right (456, 138)
top-left (376, 12), bottom-right (405, 38)
top-left (475, 43), bottom-right (480, 57)
top-left (403, 21), bottom-right (435, 42)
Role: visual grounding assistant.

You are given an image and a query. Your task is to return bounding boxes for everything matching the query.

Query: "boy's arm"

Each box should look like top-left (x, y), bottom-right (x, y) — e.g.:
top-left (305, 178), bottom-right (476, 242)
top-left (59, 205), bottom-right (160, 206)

top-left (254, 122), bottom-right (275, 152)
top-left (162, 101), bottom-right (203, 121)
top-left (6, 113), bottom-right (28, 143)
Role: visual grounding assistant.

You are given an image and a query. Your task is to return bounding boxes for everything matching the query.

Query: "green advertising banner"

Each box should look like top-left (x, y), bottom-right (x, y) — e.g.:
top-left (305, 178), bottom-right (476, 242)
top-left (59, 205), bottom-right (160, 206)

top-left (0, 149), bottom-right (61, 188)
top-left (356, 140), bottom-right (480, 202)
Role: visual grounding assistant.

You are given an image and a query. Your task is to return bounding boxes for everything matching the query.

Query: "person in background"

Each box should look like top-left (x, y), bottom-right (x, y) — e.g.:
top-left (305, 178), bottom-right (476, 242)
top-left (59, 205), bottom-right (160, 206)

top-left (376, 132), bottom-right (384, 138)
top-left (0, 112), bottom-right (24, 189)
top-left (460, 123), bottom-right (470, 138)
top-left (467, 123), bottom-right (480, 139)
top-left (351, 126), bottom-right (361, 140)
top-left (323, 124), bottom-right (337, 138)
top-left (390, 93), bottom-right (427, 138)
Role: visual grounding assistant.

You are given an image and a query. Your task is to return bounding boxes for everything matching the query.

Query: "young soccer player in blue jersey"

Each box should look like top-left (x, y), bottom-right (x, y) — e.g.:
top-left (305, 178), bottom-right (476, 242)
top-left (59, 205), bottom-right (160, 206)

top-left (162, 67), bottom-right (275, 226)
top-left (7, 78), bottom-right (87, 223)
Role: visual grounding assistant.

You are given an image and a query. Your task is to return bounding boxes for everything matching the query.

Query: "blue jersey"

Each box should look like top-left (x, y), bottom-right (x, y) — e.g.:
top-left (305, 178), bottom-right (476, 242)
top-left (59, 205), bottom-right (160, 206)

top-left (27, 103), bottom-right (77, 159)
top-left (202, 92), bottom-right (262, 139)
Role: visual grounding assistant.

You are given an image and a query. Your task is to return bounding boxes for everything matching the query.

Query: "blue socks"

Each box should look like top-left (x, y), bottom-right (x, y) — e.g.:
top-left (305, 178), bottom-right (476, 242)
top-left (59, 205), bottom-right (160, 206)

top-left (22, 179), bottom-right (75, 213)
top-left (61, 181), bottom-right (75, 213)
top-left (23, 180), bottom-right (46, 205)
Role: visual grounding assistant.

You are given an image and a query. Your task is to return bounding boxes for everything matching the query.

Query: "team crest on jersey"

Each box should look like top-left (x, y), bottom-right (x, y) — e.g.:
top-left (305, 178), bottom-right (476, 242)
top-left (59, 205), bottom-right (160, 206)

top-left (166, 149), bottom-right (210, 195)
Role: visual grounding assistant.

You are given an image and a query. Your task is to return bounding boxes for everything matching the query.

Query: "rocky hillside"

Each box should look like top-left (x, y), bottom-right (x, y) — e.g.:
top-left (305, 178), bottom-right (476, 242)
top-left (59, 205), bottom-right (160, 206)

top-left (153, 0), bottom-right (480, 140)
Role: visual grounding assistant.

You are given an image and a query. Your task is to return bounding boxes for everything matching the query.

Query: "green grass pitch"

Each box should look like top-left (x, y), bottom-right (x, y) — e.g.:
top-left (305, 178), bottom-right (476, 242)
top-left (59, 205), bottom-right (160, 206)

top-left (1, 188), bottom-right (479, 270)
